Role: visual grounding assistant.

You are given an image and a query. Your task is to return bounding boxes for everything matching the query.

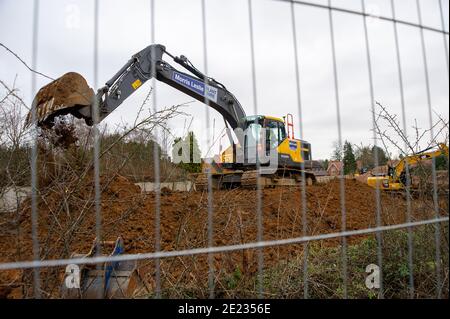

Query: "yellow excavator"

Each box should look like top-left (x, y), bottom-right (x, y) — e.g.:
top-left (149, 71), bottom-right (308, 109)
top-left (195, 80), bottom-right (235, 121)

top-left (27, 44), bottom-right (316, 189)
top-left (367, 143), bottom-right (449, 191)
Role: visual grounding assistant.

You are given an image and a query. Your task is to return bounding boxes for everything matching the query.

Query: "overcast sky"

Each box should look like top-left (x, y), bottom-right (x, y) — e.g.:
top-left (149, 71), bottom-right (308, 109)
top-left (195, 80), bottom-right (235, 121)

top-left (0, 0), bottom-right (448, 160)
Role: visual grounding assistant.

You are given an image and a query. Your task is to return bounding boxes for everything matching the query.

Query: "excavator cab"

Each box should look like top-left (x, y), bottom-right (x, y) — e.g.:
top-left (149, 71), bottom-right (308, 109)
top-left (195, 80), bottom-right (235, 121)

top-left (387, 166), bottom-right (395, 178)
top-left (241, 115), bottom-right (287, 162)
top-left (219, 114), bottom-right (312, 170)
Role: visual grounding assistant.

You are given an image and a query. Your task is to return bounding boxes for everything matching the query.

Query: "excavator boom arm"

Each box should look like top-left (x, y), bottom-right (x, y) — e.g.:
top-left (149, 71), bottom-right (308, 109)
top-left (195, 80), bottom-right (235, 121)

top-left (393, 143), bottom-right (449, 181)
top-left (78, 44), bottom-right (246, 131)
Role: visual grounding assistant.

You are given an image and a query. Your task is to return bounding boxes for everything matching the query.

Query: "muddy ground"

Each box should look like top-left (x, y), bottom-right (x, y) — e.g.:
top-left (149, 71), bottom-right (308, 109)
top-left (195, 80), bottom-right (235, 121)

top-left (0, 176), bottom-right (447, 298)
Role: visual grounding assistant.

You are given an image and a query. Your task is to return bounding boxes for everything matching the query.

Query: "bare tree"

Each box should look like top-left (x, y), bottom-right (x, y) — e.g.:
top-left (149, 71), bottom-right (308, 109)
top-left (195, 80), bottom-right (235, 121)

top-left (1, 83), bottom-right (189, 297)
top-left (372, 101), bottom-right (449, 194)
top-left (372, 101), bottom-right (449, 157)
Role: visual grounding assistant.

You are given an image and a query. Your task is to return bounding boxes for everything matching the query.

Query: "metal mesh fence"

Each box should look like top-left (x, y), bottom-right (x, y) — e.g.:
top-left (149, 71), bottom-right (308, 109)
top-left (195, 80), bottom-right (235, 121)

top-left (0, 0), bottom-right (448, 299)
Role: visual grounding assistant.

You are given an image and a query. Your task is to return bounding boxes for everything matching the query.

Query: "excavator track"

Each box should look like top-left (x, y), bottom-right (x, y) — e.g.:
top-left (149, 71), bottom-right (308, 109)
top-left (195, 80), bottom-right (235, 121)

top-left (240, 169), bottom-right (316, 189)
top-left (194, 169), bottom-right (316, 191)
top-left (241, 170), bottom-right (265, 188)
top-left (194, 173), bottom-right (209, 191)
top-left (194, 172), bottom-right (243, 191)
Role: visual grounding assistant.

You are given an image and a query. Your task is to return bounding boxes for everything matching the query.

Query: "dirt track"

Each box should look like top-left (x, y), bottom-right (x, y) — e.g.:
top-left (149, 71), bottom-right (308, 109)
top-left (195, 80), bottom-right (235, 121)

top-left (0, 175), bottom-right (445, 298)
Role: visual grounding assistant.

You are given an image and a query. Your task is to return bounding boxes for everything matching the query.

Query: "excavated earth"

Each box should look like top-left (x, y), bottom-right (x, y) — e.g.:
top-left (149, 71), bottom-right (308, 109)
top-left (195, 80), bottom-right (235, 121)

top-left (33, 72), bottom-right (93, 109)
top-left (0, 175), bottom-right (447, 298)
top-left (25, 72), bottom-right (94, 128)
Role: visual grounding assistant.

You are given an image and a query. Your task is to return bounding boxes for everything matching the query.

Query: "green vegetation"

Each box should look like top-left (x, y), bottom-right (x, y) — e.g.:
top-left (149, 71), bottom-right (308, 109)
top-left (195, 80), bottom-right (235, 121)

top-left (343, 141), bottom-right (357, 175)
top-left (354, 145), bottom-right (388, 170)
top-left (261, 225), bottom-right (448, 298)
top-left (435, 154), bottom-right (448, 171)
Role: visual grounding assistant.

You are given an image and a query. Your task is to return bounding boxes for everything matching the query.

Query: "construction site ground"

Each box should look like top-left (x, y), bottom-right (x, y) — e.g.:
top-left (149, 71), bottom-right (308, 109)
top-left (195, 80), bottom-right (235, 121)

top-left (0, 175), bottom-right (447, 298)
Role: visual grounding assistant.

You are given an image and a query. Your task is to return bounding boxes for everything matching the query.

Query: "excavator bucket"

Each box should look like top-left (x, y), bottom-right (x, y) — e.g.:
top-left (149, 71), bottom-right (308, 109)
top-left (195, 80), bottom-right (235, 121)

top-left (26, 72), bottom-right (95, 128)
top-left (60, 236), bottom-right (150, 299)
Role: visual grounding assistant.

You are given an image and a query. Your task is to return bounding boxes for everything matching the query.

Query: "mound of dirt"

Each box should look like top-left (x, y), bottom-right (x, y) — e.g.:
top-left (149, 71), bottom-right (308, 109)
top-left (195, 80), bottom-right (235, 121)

top-left (0, 176), bottom-right (445, 298)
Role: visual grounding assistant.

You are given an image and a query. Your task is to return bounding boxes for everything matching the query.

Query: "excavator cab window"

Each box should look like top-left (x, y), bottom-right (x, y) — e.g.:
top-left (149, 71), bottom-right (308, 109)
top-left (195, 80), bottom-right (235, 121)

top-left (264, 119), bottom-right (286, 147)
top-left (277, 121), bottom-right (287, 143)
top-left (245, 121), bottom-right (262, 163)
top-left (247, 122), bottom-right (262, 148)
top-left (388, 166), bottom-right (394, 178)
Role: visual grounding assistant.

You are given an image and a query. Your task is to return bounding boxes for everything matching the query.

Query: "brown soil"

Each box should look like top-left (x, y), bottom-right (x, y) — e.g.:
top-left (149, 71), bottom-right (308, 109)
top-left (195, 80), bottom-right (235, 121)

top-left (26, 72), bottom-right (94, 128)
top-left (0, 176), bottom-right (444, 298)
top-left (33, 72), bottom-right (93, 109)
top-left (39, 120), bottom-right (79, 148)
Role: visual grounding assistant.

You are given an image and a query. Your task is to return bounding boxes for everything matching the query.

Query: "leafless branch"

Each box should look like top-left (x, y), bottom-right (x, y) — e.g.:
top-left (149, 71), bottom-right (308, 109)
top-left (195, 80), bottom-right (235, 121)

top-left (0, 43), bottom-right (54, 81)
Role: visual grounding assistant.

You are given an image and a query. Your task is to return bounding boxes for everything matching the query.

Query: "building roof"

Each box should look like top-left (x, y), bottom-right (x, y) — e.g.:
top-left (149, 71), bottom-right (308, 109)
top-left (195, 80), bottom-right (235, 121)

top-left (327, 161), bottom-right (343, 170)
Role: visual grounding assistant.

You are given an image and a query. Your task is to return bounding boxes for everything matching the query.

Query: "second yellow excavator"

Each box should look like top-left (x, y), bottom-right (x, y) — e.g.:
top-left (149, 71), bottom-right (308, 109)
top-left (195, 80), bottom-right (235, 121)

top-left (367, 143), bottom-right (448, 191)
